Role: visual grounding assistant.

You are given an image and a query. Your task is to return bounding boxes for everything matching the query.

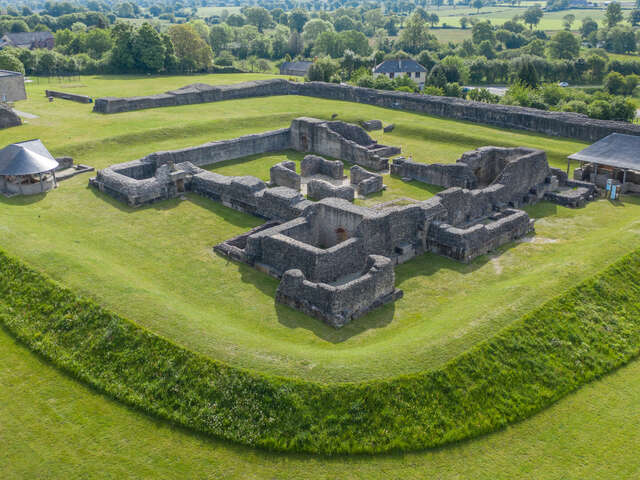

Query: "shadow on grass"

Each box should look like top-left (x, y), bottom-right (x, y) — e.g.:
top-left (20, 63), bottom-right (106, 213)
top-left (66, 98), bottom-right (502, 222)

top-left (86, 186), bottom-right (261, 230)
top-left (0, 192), bottom-right (48, 205)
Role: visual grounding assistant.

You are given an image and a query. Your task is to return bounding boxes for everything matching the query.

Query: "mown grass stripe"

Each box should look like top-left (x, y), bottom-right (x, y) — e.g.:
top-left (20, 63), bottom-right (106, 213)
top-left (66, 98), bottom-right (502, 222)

top-left (0, 248), bottom-right (638, 455)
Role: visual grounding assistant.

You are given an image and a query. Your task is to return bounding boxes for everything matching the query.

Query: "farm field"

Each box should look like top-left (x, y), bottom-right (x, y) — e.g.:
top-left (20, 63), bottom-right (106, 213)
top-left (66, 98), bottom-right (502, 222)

top-left (1, 74), bottom-right (640, 476)
top-left (1, 75), bottom-right (639, 383)
top-left (431, 5), bottom-right (631, 30)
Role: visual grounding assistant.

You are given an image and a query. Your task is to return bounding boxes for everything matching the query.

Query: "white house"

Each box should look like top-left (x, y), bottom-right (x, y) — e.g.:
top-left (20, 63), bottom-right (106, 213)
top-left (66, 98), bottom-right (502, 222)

top-left (372, 59), bottom-right (428, 87)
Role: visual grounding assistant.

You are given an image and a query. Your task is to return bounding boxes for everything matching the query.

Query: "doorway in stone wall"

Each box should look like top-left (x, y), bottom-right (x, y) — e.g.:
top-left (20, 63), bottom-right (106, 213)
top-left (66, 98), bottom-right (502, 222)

top-left (336, 227), bottom-right (348, 243)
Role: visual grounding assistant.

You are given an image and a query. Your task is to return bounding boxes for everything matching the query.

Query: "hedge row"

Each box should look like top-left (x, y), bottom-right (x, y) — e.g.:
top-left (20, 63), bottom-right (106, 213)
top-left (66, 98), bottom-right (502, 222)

top-left (0, 248), bottom-right (639, 455)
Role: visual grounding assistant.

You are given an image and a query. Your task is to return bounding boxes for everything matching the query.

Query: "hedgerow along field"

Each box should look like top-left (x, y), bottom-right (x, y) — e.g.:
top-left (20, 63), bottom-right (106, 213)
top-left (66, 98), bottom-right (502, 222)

top-left (1, 75), bottom-right (640, 468)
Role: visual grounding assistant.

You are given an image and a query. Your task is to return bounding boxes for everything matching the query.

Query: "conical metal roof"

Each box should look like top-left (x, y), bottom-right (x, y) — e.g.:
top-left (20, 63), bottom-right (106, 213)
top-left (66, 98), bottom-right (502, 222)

top-left (0, 139), bottom-right (58, 176)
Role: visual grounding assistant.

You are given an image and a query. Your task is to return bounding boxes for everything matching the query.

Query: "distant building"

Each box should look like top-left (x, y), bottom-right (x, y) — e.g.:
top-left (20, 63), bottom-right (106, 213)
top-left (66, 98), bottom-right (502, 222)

top-left (0, 31), bottom-right (54, 50)
top-left (280, 61), bottom-right (313, 77)
top-left (372, 59), bottom-right (428, 87)
top-left (0, 70), bottom-right (26, 103)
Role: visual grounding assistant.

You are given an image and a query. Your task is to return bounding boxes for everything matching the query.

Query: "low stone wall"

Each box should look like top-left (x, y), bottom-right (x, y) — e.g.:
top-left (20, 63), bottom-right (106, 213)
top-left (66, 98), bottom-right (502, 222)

top-left (142, 128), bottom-right (291, 168)
top-left (46, 90), bottom-right (92, 103)
top-left (275, 255), bottom-right (402, 328)
top-left (428, 209), bottom-right (533, 262)
top-left (270, 161), bottom-right (300, 190)
top-left (307, 178), bottom-right (355, 202)
top-left (292, 118), bottom-right (392, 171)
top-left (93, 78), bottom-right (640, 142)
top-left (350, 165), bottom-right (384, 196)
top-left (391, 157), bottom-right (476, 188)
top-left (300, 154), bottom-right (343, 178)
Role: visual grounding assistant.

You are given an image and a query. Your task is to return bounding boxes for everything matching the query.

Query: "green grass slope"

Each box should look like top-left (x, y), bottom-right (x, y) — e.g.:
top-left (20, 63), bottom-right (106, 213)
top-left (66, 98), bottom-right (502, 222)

top-left (1, 246), bottom-right (639, 454)
top-left (2, 323), bottom-right (640, 479)
top-left (3, 76), bottom-right (640, 383)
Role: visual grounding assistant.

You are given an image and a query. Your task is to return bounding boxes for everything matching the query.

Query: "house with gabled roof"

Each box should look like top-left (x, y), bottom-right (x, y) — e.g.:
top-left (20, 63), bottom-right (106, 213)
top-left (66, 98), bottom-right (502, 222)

top-left (372, 59), bottom-right (428, 87)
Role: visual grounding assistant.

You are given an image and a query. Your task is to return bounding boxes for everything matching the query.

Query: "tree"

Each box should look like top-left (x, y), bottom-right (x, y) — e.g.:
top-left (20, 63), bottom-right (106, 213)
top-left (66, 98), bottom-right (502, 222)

top-left (548, 31), bottom-right (580, 59)
top-left (334, 15), bottom-right (356, 32)
top-left (428, 14), bottom-right (439, 28)
top-left (477, 40), bottom-right (496, 59)
top-left (512, 56), bottom-right (539, 87)
top-left (313, 31), bottom-right (343, 58)
top-left (168, 24), bottom-right (213, 72)
top-left (209, 24), bottom-right (232, 54)
top-left (244, 6), bottom-right (272, 33)
top-left (226, 13), bottom-right (245, 27)
top-left (306, 57), bottom-right (337, 82)
top-left (523, 6), bottom-right (543, 30)
top-left (605, 2), bottom-right (623, 28)
top-left (396, 13), bottom-right (432, 54)
top-left (472, 0), bottom-right (483, 13)
top-left (133, 23), bottom-right (165, 72)
top-left (109, 22), bottom-right (135, 72)
top-left (472, 21), bottom-right (495, 45)
top-left (0, 51), bottom-right (24, 74)
top-left (605, 26), bottom-right (637, 53)
top-left (562, 14), bottom-right (575, 30)
top-left (580, 17), bottom-right (598, 38)
top-left (84, 28), bottom-right (112, 59)
top-left (629, 9), bottom-right (640, 26)
top-left (302, 19), bottom-right (333, 44)
top-left (288, 9), bottom-right (308, 33)
top-left (460, 17), bottom-right (469, 29)
top-left (604, 71), bottom-right (627, 95)
top-left (339, 30), bottom-right (371, 57)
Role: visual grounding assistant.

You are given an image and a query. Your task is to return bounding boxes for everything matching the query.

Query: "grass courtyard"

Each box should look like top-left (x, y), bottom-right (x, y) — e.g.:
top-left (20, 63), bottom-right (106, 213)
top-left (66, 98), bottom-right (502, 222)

top-left (1, 74), bottom-right (640, 475)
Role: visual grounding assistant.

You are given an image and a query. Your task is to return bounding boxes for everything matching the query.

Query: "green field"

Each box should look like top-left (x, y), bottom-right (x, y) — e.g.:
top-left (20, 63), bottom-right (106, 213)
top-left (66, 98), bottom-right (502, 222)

top-left (1, 74), bottom-right (640, 475)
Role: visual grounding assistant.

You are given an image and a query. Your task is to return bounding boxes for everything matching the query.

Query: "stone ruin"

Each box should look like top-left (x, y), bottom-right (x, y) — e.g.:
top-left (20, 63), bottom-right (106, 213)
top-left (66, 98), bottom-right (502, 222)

top-left (350, 165), bottom-right (385, 196)
top-left (391, 147), bottom-right (596, 208)
top-left (90, 121), bottom-right (596, 328)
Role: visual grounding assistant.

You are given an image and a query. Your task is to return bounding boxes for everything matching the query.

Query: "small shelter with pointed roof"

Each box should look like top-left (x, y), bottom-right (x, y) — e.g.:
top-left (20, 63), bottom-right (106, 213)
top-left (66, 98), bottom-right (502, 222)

top-left (569, 133), bottom-right (640, 194)
top-left (0, 139), bottom-right (59, 196)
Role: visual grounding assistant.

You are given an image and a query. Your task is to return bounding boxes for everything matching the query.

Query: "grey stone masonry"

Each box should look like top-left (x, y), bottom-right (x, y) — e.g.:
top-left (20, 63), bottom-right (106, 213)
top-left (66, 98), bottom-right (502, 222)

top-left (350, 165), bottom-right (384, 196)
top-left (300, 154), bottom-right (343, 179)
top-left (93, 78), bottom-right (640, 142)
top-left (391, 157), bottom-right (476, 188)
top-left (307, 178), bottom-right (355, 202)
top-left (269, 160), bottom-right (300, 190)
top-left (360, 120), bottom-right (383, 131)
top-left (0, 103), bottom-right (20, 129)
top-left (46, 90), bottom-right (92, 103)
top-left (291, 118), bottom-right (399, 171)
top-left (276, 255), bottom-right (403, 328)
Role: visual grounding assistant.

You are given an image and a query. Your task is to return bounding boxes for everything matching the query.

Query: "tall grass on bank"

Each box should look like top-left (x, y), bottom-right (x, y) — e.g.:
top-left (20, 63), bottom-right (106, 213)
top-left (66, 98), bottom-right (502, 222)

top-left (1, 248), bottom-right (638, 455)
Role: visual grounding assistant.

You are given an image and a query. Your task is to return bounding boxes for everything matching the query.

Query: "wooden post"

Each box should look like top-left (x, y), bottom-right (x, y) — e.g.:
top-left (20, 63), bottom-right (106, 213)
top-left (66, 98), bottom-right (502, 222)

top-left (566, 158), bottom-right (570, 175)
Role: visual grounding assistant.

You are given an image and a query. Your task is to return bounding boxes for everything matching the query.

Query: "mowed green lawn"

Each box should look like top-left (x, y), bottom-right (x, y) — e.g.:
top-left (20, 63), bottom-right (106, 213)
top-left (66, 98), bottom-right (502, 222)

top-left (1, 75), bottom-right (639, 383)
top-left (2, 327), bottom-right (640, 479)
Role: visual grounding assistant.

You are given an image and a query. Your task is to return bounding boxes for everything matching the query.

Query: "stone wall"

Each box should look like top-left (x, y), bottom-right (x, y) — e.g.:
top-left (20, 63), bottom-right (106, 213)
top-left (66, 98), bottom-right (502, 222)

top-left (275, 255), bottom-right (402, 328)
top-left (269, 161), bottom-right (300, 190)
top-left (391, 157), bottom-right (476, 188)
top-left (350, 165), bottom-right (384, 196)
top-left (93, 78), bottom-right (640, 142)
top-left (46, 90), bottom-right (92, 103)
top-left (291, 118), bottom-right (394, 171)
top-left (141, 128), bottom-right (291, 168)
top-left (300, 154), bottom-right (343, 178)
top-left (307, 178), bottom-right (355, 202)
top-left (0, 103), bottom-right (21, 129)
top-left (428, 209), bottom-right (534, 262)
